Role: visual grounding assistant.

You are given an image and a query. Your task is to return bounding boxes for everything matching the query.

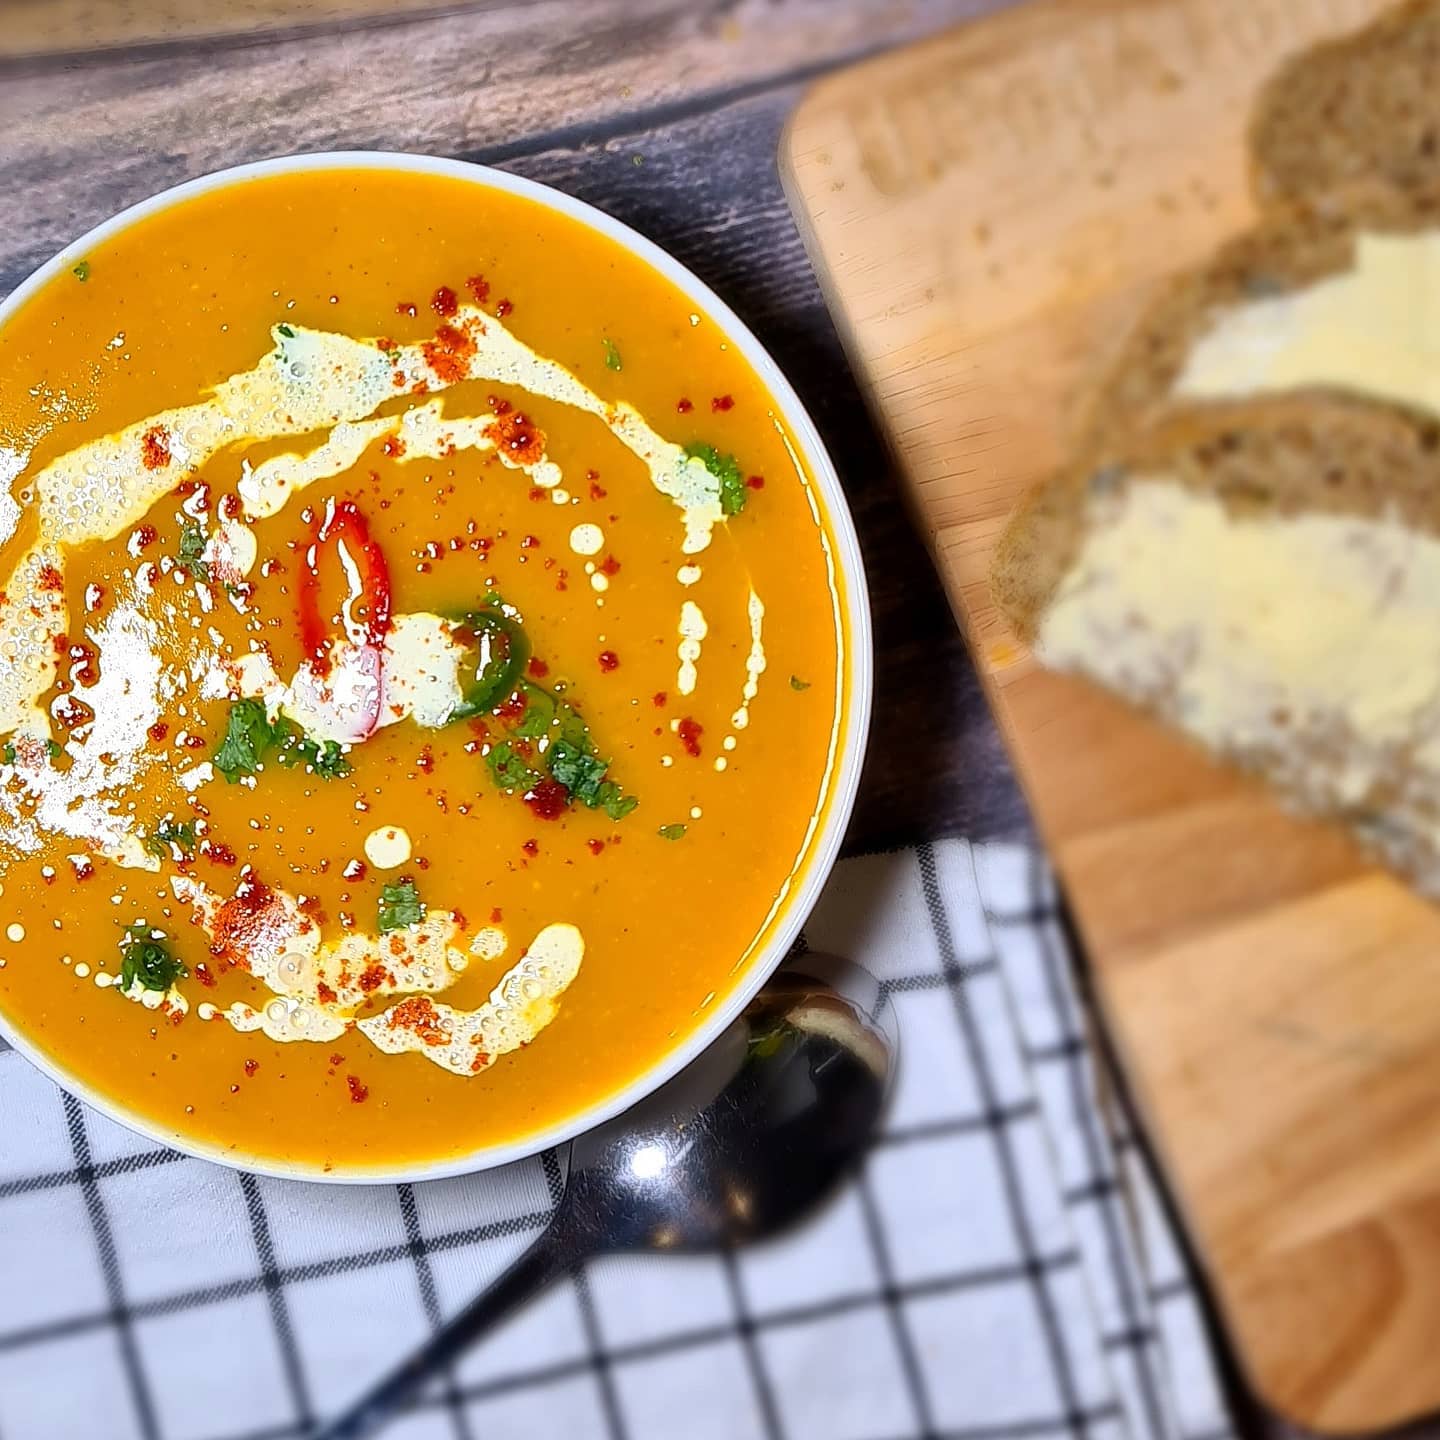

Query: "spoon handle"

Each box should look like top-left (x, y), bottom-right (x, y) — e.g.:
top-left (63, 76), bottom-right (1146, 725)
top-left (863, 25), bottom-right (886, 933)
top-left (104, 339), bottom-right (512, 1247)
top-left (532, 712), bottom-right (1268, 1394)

top-left (311, 1220), bottom-right (574, 1439)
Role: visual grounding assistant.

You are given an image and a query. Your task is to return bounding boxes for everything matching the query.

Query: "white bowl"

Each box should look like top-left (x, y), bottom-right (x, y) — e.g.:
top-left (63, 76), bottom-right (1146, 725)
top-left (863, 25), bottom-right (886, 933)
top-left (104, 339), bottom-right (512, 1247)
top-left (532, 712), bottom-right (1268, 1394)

top-left (0, 152), bottom-right (874, 1183)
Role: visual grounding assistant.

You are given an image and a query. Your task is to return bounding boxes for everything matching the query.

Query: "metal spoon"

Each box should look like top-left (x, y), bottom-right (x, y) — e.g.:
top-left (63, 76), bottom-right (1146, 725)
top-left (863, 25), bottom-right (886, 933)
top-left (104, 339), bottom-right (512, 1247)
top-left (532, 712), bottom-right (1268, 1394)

top-left (314, 953), bottom-right (895, 1439)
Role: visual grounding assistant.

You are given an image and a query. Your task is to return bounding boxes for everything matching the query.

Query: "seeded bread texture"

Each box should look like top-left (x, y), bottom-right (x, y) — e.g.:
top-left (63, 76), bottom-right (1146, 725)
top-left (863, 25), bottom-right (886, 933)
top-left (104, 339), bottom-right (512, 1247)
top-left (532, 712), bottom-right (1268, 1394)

top-left (994, 395), bottom-right (1440, 895)
top-left (993, 393), bottom-right (1440, 643)
top-left (1081, 185), bottom-right (1440, 444)
top-left (1252, 0), bottom-right (1440, 208)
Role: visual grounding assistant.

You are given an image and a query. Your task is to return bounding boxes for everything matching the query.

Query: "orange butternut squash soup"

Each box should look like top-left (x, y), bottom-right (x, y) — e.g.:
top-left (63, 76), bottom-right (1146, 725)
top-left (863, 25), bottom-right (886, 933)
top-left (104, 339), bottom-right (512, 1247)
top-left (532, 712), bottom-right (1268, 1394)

top-left (0, 163), bottom-right (857, 1176)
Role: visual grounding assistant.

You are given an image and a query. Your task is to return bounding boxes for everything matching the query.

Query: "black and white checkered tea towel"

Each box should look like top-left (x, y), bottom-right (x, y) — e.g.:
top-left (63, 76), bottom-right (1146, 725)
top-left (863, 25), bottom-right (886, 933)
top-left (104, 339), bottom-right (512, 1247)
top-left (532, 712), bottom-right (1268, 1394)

top-left (0, 840), bottom-right (1237, 1440)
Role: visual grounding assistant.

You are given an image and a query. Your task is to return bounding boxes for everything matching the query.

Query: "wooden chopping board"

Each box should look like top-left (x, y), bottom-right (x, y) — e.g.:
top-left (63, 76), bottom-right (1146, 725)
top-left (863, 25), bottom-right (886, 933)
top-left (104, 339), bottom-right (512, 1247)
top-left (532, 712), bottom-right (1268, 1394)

top-left (782, 0), bottom-right (1440, 1431)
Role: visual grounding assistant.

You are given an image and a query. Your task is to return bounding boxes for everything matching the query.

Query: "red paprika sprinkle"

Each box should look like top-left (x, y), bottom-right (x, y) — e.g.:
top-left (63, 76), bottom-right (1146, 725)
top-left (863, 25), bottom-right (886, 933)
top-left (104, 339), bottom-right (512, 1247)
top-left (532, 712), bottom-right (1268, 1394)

top-left (587, 839), bottom-right (605, 856)
top-left (521, 838), bottom-right (540, 857)
top-left (431, 285), bottom-right (458, 317)
top-left (132, 524), bottom-right (157, 551)
top-left (243, 1058), bottom-right (259, 1077)
top-left (677, 716), bottom-right (704, 757)
top-left (746, 475), bottom-right (765, 490)
top-left (140, 425), bottom-right (171, 470)
top-left (148, 722), bottom-right (169, 742)
top-left (495, 298), bottom-right (514, 318)
top-left (346, 1075), bottom-right (369, 1104)
top-left (652, 691), bottom-right (667, 707)
top-left (599, 554), bottom-right (621, 576)
top-left (676, 397), bottom-right (693, 414)
top-left (395, 300), bottom-right (418, 317)
top-left (466, 274), bottom-right (491, 303)
top-left (527, 657), bottom-right (550, 679)
top-left (598, 650), bottom-right (619, 672)
top-left (711, 394), bottom-right (734, 412)
top-left (524, 779), bottom-right (569, 820)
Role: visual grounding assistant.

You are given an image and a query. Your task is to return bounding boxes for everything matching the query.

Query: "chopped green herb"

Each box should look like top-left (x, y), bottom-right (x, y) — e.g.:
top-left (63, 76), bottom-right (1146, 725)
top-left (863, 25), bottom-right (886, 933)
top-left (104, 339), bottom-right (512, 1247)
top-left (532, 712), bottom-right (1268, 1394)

top-left (598, 783), bottom-right (639, 821)
top-left (512, 681), bottom-right (557, 740)
top-left (276, 323), bottom-right (295, 338)
top-left (274, 730), bottom-right (352, 780)
top-left (2, 743), bottom-right (15, 765)
top-left (144, 818), bottom-right (197, 860)
top-left (178, 521), bottom-right (210, 580)
top-left (683, 442), bottom-right (748, 516)
top-left (790, 676), bottom-right (811, 691)
top-left (46, 739), bottom-right (62, 759)
top-left (378, 878), bottom-right (426, 933)
top-left (119, 924), bottom-right (186, 993)
top-left (72, 260), bottom-right (90, 283)
top-left (547, 739), bottom-right (610, 805)
top-left (543, 720), bottom-right (637, 819)
top-left (213, 699), bottom-right (275, 782)
top-left (212, 699), bottom-right (350, 782)
top-left (658, 823), bottom-right (688, 841)
top-left (603, 337), bottom-right (623, 372)
top-left (485, 741), bottom-right (542, 794)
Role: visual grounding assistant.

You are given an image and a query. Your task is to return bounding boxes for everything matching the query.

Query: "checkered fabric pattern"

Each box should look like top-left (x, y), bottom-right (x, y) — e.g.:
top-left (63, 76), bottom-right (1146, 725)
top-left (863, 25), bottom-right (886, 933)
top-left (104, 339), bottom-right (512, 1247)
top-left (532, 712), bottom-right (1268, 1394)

top-left (0, 840), bottom-right (1236, 1440)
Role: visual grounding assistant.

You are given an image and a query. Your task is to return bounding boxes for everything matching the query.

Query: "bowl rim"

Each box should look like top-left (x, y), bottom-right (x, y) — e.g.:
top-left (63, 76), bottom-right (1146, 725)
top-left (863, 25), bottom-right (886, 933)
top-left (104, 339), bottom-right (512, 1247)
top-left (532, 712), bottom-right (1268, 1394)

top-left (0, 150), bottom-right (874, 1184)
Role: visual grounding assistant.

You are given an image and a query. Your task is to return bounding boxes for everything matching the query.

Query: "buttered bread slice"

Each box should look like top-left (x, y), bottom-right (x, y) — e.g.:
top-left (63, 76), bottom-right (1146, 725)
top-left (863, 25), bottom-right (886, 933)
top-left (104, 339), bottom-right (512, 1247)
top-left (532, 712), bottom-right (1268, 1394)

top-left (994, 396), bottom-right (1440, 894)
top-left (1088, 195), bottom-right (1440, 440)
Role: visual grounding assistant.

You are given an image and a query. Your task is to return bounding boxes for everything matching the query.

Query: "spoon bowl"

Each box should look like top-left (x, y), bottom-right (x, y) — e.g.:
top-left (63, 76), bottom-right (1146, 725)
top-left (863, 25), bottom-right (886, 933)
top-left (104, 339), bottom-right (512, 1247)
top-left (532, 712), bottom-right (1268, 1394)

top-left (316, 953), bottom-right (894, 1438)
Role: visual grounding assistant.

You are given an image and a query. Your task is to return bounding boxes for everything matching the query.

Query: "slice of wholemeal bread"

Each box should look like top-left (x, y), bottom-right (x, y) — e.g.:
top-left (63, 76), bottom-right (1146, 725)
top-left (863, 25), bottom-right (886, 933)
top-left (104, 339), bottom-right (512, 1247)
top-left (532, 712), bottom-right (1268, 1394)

top-left (1251, 0), bottom-right (1440, 209)
top-left (994, 394), bottom-right (1440, 893)
top-left (1083, 188), bottom-right (1440, 442)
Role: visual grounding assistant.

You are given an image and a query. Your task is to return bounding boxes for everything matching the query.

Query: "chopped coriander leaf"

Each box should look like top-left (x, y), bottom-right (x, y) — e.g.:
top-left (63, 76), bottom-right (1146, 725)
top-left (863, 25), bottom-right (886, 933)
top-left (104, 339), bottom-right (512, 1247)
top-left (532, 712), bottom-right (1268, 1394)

top-left (213, 700), bottom-right (350, 782)
top-left (144, 819), bottom-right (197, 859)
top-left (178, 521), bottom-right (210, 580)
top-left (790, 676), bottom-right (811, 691)
top-left (512, 681), bottom-right (557, 740)
top-left (683, 442), bottom-right (747, 516)
top-left (486, 741), bottom-right (541, 793)
top-left (213, 699), bottom-right (276, 781)
top-left (547, 739), bottom-right (610, 806)
top-left (72, 260), bottom-right (90, 282)
top-left (1, 743), bottom-right (13, 764)
top-left (119, 924), bottom-right (186, 992)
top-left (658, 823), bottom-right (688, 841)
top-left (544, 725), bottom-right (637, 818)
top-left (276, 323), bottom-right (295, 338)
top-left (275, 729), bottom-right (352, 779)
top-left (378, 878), bottom-right (425, 933)
top-left (602, 337), bottom-right (623, 372)
top-left (46, 739), bottom-right (62, 759)
top-left (598, 783), bottom-right (638, 821)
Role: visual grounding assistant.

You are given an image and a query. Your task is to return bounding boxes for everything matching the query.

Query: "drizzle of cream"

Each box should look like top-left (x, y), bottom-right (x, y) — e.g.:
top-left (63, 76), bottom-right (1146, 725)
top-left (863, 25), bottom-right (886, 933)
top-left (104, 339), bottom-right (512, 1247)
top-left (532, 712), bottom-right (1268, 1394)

top-left (569, 523), bottom-right (604, 557)
top-left (729, 589), bottom-right (767, 731)
top-left (358, 923), bottom-right (584, 1076)
top-left (239, 398), bottom-right (562, 519)
top-left (171, 873), bottom-right (580, 1073)
top-left (363, 825), bottom-right (411, 869)
top-left (677, 600), bottom-right (708, 697)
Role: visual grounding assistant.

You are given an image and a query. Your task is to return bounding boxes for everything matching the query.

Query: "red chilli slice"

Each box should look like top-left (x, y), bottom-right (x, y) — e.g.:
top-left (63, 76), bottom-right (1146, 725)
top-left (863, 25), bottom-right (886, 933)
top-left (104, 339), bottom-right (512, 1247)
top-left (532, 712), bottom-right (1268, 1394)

top-left (297, 498), bottom-right (394, 670)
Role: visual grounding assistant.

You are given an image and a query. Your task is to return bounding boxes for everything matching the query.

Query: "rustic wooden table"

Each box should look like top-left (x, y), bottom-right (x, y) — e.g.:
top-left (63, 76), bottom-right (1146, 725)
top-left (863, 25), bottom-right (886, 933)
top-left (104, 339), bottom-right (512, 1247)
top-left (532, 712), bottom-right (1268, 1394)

top-left (0, 0), bottom-right (1030, 856)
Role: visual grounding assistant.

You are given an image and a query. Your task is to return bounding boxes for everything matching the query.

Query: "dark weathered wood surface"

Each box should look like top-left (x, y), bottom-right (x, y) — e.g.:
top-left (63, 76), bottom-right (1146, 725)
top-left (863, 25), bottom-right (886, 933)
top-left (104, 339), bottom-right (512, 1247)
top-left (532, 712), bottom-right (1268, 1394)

top-left (0, 0), bottom-right (1030, 854)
